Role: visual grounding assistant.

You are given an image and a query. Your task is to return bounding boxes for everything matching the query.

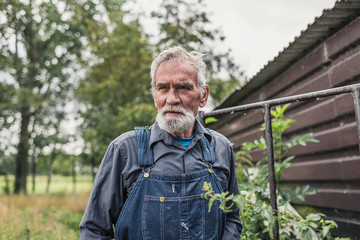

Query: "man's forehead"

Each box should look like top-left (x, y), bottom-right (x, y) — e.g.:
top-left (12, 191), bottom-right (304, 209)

top-left (155, 74), bottom-right (197, 86)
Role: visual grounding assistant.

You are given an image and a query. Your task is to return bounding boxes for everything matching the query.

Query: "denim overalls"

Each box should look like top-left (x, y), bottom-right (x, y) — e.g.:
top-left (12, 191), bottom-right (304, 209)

top-left (114, 127), bottom-right (225, 240)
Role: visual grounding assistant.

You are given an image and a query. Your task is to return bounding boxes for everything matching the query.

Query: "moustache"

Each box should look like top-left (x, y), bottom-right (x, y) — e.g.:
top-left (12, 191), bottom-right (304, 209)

top-left (161, 105), bottom-right (186, 115)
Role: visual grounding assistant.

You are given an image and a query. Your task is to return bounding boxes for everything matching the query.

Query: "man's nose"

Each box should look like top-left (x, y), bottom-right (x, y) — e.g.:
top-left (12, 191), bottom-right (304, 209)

top-left (166, 89), bottom-right (180, 105)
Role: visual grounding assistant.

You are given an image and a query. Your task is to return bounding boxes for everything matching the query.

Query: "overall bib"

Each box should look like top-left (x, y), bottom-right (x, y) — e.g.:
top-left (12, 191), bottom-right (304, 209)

top-left (114, 127), bottom-right (225, 240)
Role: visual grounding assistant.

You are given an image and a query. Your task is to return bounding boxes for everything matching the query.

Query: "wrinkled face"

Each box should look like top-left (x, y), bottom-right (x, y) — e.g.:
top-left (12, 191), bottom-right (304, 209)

top-left (153, 60), bottom-right (208, 134)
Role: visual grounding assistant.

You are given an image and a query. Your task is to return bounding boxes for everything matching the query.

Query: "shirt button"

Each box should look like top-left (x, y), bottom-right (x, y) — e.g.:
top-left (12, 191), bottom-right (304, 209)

top-left (160, 197), bottom-right (165, 202)
top-left (201, 194), bottom-right (204, 199)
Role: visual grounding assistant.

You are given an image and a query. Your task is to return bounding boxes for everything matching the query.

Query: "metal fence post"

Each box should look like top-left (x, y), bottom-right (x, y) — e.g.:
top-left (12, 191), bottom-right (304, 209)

top-left (352, 88), bottom-right (360, 150)
top-left (264, 104), bottom-right (279, 240)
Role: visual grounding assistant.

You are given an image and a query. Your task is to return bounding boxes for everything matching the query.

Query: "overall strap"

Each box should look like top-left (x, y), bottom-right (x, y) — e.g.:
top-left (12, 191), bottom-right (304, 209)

top-left (134, 127), bottom-right (154, 168)
top-left (199, 129), bottom-right (216, 165)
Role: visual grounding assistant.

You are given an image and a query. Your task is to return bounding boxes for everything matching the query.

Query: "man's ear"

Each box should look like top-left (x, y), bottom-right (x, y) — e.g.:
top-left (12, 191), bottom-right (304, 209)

top-left (199, 85), bottom-right (209, 108)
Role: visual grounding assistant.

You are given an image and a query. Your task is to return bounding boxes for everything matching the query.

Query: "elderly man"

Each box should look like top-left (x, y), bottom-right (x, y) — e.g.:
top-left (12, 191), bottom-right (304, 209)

top-left (80, 46), bottom-right (242, 239)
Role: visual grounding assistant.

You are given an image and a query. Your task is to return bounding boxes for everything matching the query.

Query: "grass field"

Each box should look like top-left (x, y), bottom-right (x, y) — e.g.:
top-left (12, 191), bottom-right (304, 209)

top-left (0, 175), bottom-right (93, 240)
top-left (0, 175), bottom-right (93, 195)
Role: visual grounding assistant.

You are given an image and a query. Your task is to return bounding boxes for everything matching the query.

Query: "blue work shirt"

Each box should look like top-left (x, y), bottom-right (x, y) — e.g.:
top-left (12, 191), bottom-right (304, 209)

top-left (80, 119), bottom-right (242, 239)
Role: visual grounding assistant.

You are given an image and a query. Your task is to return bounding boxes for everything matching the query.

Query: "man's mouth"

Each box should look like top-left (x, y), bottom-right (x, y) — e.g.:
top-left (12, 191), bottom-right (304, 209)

top-left (164, 111), bottom-right (183, 116)
top-left (162, 105), bottom-right (185, 116)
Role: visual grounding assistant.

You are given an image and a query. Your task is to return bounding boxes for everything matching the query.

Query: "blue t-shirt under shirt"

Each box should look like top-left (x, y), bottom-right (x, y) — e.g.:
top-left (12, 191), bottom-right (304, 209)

top-left (175, 134), bottom-right (194, 149)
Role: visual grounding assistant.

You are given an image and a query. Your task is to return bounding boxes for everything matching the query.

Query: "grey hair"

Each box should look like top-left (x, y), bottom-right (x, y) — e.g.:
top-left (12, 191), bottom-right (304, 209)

top-left (150, 46), bottom-right (207, 98)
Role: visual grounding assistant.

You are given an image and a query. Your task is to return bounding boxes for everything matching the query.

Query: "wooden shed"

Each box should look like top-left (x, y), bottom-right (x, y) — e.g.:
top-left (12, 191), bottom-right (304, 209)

top-left (207, 1), bottom-right (360, 238)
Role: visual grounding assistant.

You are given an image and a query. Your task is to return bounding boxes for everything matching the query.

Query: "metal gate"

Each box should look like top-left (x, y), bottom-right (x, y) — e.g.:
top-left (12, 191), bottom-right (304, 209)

top-left (199, 83), bottom-right (360, 240)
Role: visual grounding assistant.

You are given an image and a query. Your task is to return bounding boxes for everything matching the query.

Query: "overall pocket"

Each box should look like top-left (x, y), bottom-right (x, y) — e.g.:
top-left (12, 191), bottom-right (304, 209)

top-left (142, 194), bottom-right (220, 240)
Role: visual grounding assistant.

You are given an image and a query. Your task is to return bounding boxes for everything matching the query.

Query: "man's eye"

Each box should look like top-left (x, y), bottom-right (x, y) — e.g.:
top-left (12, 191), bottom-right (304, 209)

top-left (178, 85), bottom-right (192, 91)
top-left (157, 86), bottom-right (168, 91)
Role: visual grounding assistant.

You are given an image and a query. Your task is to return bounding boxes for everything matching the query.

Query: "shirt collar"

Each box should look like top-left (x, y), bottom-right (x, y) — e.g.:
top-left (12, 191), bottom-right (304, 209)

top-left (149, 118), bottom-right (213, 147)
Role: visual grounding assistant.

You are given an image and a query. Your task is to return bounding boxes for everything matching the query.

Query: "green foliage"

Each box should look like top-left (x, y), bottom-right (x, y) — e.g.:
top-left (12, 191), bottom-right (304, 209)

top-left (0, 0), bottom-right (99, 193)
top-left (117, 103), bottom-right (157, 132)
top-left (77, 0), bottom-right (246, 173)
top-left (205, 117), bottom-right (218, 125)
top-left (237, 104), bottom-right (319, 192)
top-left (208, 76), bottom-right (242, 104)
top-left (75, 1), bottom-right (155, 176)
top-left (1, 0), bottom-right (247, 194)
top-left (203, 104), bottom-right (346, 239)
top-left (51, 207), bottom-right (84, 232)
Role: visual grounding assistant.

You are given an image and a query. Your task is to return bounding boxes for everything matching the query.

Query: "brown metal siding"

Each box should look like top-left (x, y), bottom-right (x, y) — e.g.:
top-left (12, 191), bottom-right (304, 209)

top-left (209, 14), bottom-right (360, 239)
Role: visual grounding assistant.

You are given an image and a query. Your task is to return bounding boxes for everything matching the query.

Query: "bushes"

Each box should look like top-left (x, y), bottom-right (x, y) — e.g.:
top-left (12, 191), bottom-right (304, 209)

top-left (204, 104), bottom-right (350, 240)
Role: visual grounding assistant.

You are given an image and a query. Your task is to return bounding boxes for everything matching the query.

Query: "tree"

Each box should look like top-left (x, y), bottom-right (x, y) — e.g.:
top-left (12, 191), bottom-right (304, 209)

top-left (208, 75), bottom-right (241, 105)
top-left (77, 0), bottom-right (248, 174)
top-left (76, 2), bottom-right (156, 177)
top-left (151, 0), bottom-right (246, 104)
top-left (0, 82), bottom-right (16, 194)
top-left (0, 0), bottom-right (90, 194)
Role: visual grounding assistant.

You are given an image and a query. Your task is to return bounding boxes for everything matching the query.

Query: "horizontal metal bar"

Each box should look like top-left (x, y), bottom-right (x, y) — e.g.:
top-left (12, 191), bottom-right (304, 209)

top-left (204, 83), bottom-right (360, 118)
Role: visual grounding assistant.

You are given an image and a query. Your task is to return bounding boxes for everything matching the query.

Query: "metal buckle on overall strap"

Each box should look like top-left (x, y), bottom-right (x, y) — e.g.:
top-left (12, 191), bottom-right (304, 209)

top-left (201, 159), bottom-right (214, 174)
top-left (207, 165), bottom-right (213, 174)
top-left (142, 165), bottom-right (154, 178)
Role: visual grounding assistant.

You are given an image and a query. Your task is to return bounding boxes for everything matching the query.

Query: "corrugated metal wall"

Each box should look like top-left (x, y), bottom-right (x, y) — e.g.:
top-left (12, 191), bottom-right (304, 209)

top-left (208, 15), bottom-right (360, 239)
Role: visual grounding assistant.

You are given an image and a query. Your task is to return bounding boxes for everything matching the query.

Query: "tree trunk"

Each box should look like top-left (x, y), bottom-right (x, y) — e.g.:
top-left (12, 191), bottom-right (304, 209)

top-left (72, 164), bottom-right (77, 193)
top-left (14, 106), bottom-right (31, 194)
top-left (31, 154), bottom-right (37, 193)
top-left (3, 172), bottom-right (10, 195)
top-left (14, 25), bottom-right (33, 194)
top-left (46, 150), bottom-right (56, 194)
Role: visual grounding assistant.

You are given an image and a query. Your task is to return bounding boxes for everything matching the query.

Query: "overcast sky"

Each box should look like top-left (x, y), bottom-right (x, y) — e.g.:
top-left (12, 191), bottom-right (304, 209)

top-left (206, 0), bottom-right (336, 77)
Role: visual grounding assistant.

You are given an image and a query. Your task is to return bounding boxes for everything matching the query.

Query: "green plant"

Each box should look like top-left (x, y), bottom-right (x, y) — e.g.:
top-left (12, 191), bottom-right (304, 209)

top-left (204, 104), bottom-right (350, 240)
top-left (205, 117), bottom-right (219, 125)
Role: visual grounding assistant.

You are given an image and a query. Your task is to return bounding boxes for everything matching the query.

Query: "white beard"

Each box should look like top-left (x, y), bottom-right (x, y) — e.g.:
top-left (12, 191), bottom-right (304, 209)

top-left (156, 105), bottom-right (195, 133)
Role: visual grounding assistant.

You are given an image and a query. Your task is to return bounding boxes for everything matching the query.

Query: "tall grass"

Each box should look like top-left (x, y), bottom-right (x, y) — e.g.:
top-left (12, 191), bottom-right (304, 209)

top-left (0, 176), bottom-right (93, 240)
